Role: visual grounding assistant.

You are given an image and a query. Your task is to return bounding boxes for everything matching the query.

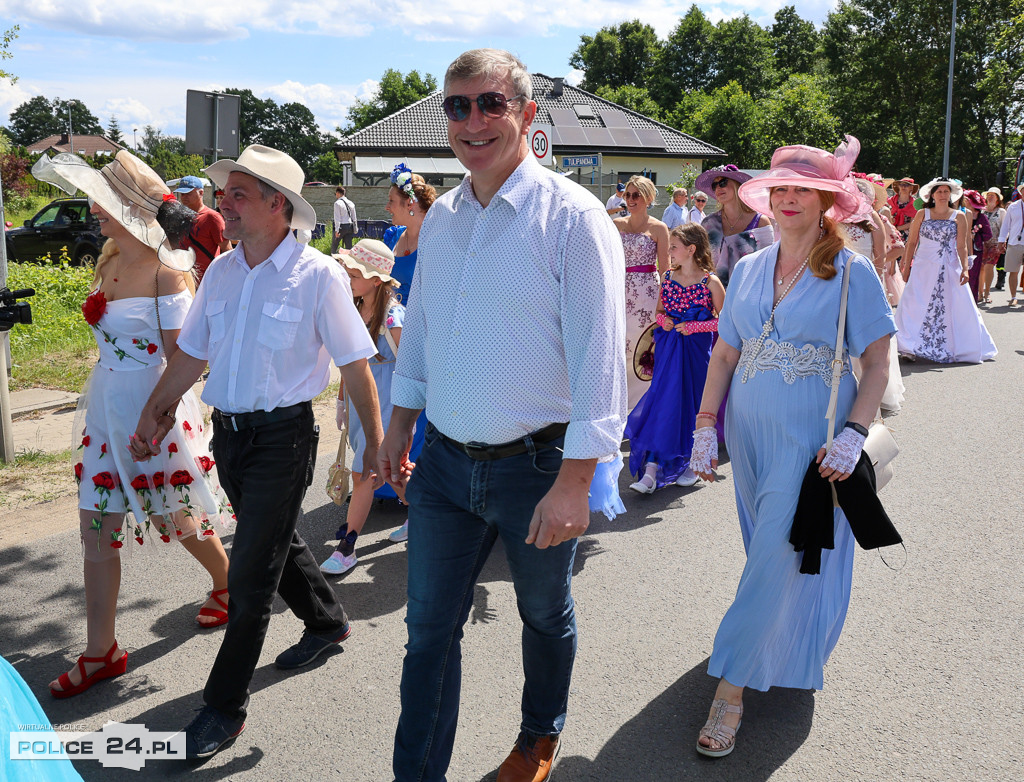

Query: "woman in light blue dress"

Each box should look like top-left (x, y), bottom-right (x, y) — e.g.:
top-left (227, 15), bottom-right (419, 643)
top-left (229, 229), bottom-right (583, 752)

top-left (688, 137), bottom-right (895, 757)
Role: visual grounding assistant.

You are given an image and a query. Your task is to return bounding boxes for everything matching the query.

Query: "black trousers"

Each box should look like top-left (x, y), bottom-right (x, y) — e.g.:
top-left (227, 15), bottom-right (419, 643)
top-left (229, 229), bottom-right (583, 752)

top-left (203, 404), bottom-right (347, 721)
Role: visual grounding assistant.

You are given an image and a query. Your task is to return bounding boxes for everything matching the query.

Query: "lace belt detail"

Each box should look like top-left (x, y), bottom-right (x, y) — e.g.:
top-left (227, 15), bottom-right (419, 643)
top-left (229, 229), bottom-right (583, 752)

top-left (737, 338), bottom-right (849, 386)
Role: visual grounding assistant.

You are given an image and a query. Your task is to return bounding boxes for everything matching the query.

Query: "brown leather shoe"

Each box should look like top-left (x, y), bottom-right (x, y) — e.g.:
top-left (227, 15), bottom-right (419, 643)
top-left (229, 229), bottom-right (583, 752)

top-left (497, 732), bottom-right (560, 782)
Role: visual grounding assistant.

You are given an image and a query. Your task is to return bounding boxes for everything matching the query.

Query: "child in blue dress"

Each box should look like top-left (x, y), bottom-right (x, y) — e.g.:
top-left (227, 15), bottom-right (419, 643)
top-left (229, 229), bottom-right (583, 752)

top-left (321, 240), bottom-right (411, 574)
top-left (626, 223), bottom-right (725, 493)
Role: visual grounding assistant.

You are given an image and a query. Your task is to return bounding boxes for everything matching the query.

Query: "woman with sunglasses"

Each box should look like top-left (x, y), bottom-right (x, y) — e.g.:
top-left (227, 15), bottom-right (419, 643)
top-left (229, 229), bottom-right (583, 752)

top-left (614, 175), bottom-right (670, 409)
top-left (694, 165), bottom-right (774, 287)
top-left (689, 191), bottom-right (708, 225)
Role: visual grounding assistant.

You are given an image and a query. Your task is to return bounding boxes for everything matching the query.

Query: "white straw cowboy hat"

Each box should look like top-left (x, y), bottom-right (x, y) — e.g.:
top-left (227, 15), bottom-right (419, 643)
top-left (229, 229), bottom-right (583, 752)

top-left (918, 177), bottom-right (964, 204)
top-left (205, 145), bottom-right (317, 231)
top-left (31, 150), bottom-right (196, 272)
top-left (334, 239), bottom-right (399, 287)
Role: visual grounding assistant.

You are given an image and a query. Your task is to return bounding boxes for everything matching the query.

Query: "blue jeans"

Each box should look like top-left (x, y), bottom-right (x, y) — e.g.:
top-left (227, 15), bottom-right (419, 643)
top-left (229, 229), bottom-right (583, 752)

top-left (393, 423), bottom-right (578, 782)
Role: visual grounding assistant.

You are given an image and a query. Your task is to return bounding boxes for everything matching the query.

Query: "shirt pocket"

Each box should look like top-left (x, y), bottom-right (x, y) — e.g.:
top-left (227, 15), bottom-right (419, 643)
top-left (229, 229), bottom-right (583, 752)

top-left (256, 302), bottom-right (303, 351)
top-left (206, 300), bottom-right (227, 344)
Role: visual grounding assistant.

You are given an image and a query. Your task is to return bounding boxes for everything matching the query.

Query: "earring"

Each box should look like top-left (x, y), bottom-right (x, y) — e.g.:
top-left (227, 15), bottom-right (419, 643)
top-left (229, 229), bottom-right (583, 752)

top-left (818, 211), bottom-right (824, 229)
top-left (409, 210), bottom-right (415, 216)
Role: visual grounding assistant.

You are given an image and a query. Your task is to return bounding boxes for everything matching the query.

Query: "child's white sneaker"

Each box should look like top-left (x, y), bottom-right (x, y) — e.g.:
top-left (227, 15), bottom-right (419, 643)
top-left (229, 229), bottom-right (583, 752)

top-left (675, 468), bottom-right (699, 487)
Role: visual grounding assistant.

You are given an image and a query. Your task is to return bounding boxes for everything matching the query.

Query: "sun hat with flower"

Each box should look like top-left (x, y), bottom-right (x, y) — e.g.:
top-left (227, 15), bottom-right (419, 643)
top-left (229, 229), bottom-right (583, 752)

top-left (737, 135), bottom-right (864, 222)
top-left (31, 150), bottom-right (195, 271)
top-left (694, 164), bottom-right (752, 197)
top-left (334, 239), bottom-right (399, 287)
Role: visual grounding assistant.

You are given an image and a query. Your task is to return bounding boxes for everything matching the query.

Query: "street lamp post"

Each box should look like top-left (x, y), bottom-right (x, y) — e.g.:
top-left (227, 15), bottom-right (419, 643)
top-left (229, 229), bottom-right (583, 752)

top-left (942, 0), bottom-right (958, 178)
top-left (133, 128), bottom-right (138, 152)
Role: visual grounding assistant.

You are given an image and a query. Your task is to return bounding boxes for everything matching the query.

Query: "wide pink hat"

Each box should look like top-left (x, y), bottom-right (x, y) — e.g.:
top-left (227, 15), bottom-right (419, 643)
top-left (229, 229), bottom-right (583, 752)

top-left (738, 135), bottom-right (865, 223)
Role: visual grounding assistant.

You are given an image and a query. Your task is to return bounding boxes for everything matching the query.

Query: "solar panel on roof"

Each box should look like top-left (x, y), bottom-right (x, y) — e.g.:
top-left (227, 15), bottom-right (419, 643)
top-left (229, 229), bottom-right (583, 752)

top-left (583, 127), bottom-right (614, 147)
top-left (573, 104), bottom-right (596, 119)
top-left (609, 127), bottom-right (641, 146)
top-left (599, 110), bottom-right (630, 127)
top-left (548, 108), bottom-right (582, 126)
top-left (555, 126), bottom-right (589, 146)
top-left (635, 129), bottom-right (667, 150)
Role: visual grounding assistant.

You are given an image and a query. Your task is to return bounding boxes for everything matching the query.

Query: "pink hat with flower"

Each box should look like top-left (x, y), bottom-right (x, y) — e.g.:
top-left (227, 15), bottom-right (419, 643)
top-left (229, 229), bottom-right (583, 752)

top-left (738, 135), bottom-right (865, 223)
top-left (334, 239), bottom-right (399, 286)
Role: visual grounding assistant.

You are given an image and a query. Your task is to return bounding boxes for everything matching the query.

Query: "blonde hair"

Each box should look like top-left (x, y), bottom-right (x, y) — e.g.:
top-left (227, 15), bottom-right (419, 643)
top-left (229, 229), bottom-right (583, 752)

top-left (92, 238), bottom-right (197, 295)
top-left (625, 175), bottom-right (658, 206)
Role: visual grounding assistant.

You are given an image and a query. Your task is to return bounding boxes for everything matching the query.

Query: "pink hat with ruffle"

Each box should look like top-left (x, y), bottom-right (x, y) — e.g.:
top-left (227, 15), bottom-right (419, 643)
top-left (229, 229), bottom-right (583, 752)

top-left (738, 135), bottom-right (865, 223)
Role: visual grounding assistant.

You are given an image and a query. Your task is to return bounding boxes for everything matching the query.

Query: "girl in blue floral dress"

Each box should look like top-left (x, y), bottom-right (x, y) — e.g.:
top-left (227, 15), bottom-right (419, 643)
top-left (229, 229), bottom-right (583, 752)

top-left (626, 223), bottom-right (725, 492)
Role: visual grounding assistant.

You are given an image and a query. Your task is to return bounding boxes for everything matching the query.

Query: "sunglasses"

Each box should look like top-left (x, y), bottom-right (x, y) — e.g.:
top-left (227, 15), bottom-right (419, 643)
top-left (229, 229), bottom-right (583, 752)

top-left (695, 199), bottom-right (707, 203)
top-left (623, 191), bottom-right (643, 201)
top-left (711, 178), bottom-right (731, 190)
top-left (442, 92), bottom-right (526, 122)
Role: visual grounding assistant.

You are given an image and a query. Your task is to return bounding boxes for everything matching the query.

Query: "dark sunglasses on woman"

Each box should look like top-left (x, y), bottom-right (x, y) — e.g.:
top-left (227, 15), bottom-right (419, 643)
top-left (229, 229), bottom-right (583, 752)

top-left (442, 92), bottom-right (527, 122)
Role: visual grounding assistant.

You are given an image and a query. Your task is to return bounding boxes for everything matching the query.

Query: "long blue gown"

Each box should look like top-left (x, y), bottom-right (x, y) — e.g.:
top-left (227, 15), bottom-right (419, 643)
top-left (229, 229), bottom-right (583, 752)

top-left (710, 245), bottom-right (895, 691)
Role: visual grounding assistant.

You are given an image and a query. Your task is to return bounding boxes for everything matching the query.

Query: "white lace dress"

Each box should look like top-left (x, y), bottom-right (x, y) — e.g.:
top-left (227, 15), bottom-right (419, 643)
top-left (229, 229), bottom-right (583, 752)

top-left (894, 211), bottom-right (997, 363)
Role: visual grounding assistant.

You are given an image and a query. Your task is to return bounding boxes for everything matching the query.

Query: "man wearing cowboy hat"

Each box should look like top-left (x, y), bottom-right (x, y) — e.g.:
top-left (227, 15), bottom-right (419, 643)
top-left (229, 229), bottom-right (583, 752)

top-left (380, 49), bottom-right (626, 782)
top-left (133, 144), bottom-right (385, 759)
top-left (996, 182), bottom-right (1024, 305)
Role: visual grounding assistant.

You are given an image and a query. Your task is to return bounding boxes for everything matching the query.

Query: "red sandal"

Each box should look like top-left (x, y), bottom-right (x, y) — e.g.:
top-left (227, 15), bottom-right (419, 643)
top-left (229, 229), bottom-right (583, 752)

top-left (50, 641), bottom-right (127, 699)
top-left (196, 588), bottom-right (229, 628)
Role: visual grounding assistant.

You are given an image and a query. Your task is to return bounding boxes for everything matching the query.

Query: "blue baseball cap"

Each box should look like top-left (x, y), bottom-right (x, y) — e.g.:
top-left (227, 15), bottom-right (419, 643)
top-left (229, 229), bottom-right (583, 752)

top-left (616, 182), bottom-right (625, 192)
top-left (173, 175), bottom-right (204, 193)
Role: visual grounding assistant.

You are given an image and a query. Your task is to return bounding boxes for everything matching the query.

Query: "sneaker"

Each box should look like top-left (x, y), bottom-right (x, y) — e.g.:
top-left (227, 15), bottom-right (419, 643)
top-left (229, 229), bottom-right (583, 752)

top-left (183, 705), bottom-right (245, 760)
top-left (274, 624), bottom-right (351, 669)
top-left (388, 520), bottom-right (409, 543)
top-left (320, 551), bottom-right (357, 575)
top-left (497, 732), bottom-right (560, 782)
top-left (675, 468), bottom-right (700, 487)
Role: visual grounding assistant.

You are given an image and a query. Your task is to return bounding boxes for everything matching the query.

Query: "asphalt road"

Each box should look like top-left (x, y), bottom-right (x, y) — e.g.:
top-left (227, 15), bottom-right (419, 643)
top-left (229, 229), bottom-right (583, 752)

top-left (2, 305), bottom-right (1022, 781)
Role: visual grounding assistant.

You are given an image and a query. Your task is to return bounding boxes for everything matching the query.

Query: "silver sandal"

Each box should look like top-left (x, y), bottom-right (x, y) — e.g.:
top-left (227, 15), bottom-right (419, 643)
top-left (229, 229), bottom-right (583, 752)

top-left (696, 698), bottom-right (743, 758)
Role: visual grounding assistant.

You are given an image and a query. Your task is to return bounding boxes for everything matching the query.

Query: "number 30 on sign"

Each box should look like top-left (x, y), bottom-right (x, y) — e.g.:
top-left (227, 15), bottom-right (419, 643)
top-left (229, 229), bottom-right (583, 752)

top-left (530, 124), bottom-right (552, 166)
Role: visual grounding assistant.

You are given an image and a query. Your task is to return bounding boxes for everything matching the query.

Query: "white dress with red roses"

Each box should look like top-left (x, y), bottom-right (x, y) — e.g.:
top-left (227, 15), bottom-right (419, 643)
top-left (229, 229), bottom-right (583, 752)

top-left (75, 289), bottom-right (234, 553)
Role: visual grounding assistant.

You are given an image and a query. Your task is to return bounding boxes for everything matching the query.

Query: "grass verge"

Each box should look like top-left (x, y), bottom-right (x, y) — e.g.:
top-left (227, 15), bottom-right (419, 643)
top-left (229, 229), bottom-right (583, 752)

top-left (0, 447), bottom-right (75, 509)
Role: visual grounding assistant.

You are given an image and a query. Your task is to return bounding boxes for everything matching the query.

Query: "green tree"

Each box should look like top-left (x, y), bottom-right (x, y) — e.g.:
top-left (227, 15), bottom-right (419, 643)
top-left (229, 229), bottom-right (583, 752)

top-left (1, 24), bottom-right (18, 82)
top-left (751, 74), bottom-right (840, 167)
top-left (261, 101), bottom-right (324, 171)
top-left (106, 115), bottom-right (124, 145)
top-left (224, 87), bottom-right (278, 148)
top-left (8, 96), bottom-right (60, 144)
top-left (652, 6), bottom-right (716, 106)
top-left (569, 20), bottom-right (662, 92)
top-left (667, 82), bottom-right (761, 166)
top-left (771, 6), bottom-right (820, 81)
top-left (145, 149), bottom-right (206, 181)
top-left (344, 69), bottom-right (438, 133)
top-left (711, 15), bottom-right (776, 97)
top-left (138, 125), bottom-right (185, 155)
top-left (55, 99), bottom-right (102, 137)
top-left (308, 151), bottom-right (346, 184)
top-left (595, 85), bottom-right (664, 121)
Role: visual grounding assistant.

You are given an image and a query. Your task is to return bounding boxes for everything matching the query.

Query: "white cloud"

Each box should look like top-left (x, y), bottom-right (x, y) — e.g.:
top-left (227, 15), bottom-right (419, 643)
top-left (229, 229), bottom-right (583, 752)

top-left (0, 77), bottom-right (35, 127)
top-left (564, 69), bottom-right (584, 87)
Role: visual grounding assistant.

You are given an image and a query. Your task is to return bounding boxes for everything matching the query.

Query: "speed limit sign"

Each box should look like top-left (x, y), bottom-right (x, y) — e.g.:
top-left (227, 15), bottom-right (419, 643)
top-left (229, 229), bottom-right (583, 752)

top-left (529, 123), bottom-right (553, 166)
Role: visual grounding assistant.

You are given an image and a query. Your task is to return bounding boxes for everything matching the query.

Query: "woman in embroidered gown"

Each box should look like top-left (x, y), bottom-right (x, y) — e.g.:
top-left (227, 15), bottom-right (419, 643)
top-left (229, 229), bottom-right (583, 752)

top-left (894, 178), bottom-right (997, 363)
top-left (614, 175), bottom-right (669, 410)
top-left (695, 164), bottom-right (775, 288)
top-left (32, 151), bottom-right (234, 699)
top-left (687, 137), bottom-right (895, 758)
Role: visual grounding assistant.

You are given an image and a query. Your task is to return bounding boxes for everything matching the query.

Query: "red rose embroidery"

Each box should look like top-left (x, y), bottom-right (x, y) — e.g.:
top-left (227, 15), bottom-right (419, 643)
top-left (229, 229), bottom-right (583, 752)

top-left (92, 472), bottom-right (116, 491)
top-left (82, 435), bottom-right (91, 447)
top-left (169, 469), bottom-right (194, 487)
top-left (131, 475), bottom-right (150, 491)
top-left (147, 343), bottom-right (158, 355)
top-left (167, 443), bottom-right (179, 454)
top-left (74, 463), bottom-right (83, 483)
top-left (82, 290), bottom-right (107, 326)
top-left (100, 443), bottom-right (107, 455)
top-left (111, 541), bottom-right (124, 548)
top-left (182, 421), bottom-right (193, 432)
top-left (160, 534), bottom-right (171, 542)
top-left (152, 471), bottom-right (165, 488)
top-left (132, 339), bottom-right (139, 344)
top-left (202, 529), bottom-right (215, 537)
top-left (196, 456), bottom-right (215, 474)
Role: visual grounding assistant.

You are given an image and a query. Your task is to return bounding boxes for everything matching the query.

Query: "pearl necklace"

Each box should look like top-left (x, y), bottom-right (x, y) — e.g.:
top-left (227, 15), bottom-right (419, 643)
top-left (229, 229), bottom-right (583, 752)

top-left (776, 255), bottom-right (809, 286)
top-left (741, 255), bottom-right (809, 383)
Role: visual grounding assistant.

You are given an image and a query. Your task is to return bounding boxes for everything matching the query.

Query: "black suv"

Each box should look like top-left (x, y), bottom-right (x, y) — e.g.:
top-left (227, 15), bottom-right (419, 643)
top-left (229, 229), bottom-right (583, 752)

top-left (5, 198), bottom-right (104, 266)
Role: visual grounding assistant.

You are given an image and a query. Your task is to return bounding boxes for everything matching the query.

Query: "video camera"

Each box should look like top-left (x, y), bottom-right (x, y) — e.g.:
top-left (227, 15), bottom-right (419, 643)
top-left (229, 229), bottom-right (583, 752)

top-left (0, 287), bottom-right (34, 332)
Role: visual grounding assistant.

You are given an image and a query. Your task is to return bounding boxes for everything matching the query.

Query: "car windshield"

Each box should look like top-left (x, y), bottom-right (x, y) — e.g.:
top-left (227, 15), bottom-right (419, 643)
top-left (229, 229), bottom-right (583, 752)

top-left (34, 204), bottom-right (61, 225)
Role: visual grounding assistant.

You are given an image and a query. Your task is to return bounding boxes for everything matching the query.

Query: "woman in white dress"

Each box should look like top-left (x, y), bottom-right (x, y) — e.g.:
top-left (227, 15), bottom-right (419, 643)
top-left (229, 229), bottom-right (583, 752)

top-left (894, 178), bottom-right (997, 363)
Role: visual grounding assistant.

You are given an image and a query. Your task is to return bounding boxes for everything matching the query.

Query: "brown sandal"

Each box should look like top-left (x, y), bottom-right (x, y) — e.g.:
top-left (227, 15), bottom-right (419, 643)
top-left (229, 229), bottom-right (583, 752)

top-left (197, 588), bottom-right (229, 628)
top-left (696, 698), bottom-right (743, 757)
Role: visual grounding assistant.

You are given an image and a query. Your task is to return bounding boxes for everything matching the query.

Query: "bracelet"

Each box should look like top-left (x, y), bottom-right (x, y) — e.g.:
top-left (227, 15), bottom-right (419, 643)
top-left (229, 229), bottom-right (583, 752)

top-left (844, 421), bottom-right (868, 437)
top-left (158, 411), bottom-right (176, 424)
top-left (695, 411), bottom-right (717, 423)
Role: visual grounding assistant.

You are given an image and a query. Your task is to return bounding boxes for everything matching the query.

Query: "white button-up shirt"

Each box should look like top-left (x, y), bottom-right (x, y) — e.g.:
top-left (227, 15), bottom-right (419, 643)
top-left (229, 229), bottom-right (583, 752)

top-left (177, 233), bottom-right (376, 414)
top-left (662, 201), bottom-right (687, 229)
top-left (392, 156), bottom-right (627, 460)
top-left (997, 199), bottom-right (1024, 245)
top-left (688, 206), bottom-right (706, 224)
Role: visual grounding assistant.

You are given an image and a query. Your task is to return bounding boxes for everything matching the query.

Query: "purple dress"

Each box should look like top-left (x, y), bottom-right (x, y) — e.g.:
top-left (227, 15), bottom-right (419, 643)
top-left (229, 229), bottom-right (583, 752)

top-left (625, 273), bottom-right (716, 486)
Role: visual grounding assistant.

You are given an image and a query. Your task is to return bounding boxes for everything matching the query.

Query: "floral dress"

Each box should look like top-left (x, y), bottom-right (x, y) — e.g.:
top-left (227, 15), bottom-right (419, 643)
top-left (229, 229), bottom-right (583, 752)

top-left (622, 232), bottom-right (660, 409)
top-left (702, 211), bottom-right (776, 287)
top-left (75, 289), bottom-right (234, 553)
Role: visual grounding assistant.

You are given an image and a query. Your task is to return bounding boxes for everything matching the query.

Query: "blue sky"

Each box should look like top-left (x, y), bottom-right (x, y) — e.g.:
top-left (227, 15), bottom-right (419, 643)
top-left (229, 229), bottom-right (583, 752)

top-left (0, 1), bottom-right (837, 143)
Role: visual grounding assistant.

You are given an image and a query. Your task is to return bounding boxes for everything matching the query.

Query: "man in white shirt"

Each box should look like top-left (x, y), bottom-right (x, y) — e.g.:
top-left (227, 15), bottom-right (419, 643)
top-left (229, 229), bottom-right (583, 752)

top-left (380, 49), bottom-right (626, 782)
top-left (689, 190), bottom-right (708, 224)
top-left (996, 184), bottom-right (1024, 306)
top-left (662, 186), bottom-right (688, 229)
top-left (605, 182), bottom-right (626, 216)
top-left (331, 185), bottom-right (358, 252)
top-left (132, 145), bottom-right (383, 760)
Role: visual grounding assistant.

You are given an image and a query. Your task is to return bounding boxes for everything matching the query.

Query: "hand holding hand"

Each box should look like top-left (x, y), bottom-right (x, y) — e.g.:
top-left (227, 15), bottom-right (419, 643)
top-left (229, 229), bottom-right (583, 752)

top-left (817, 426), bottom-right (866, 482)
top-left (689, 426), bottom-right (719, 482)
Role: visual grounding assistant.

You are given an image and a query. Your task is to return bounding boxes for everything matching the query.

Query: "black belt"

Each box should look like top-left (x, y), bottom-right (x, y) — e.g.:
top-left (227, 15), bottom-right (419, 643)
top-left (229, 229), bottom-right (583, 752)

top-left (434, 421), bottom-right (568, 461)
top-left (213, 401), bottom-right (311, 432)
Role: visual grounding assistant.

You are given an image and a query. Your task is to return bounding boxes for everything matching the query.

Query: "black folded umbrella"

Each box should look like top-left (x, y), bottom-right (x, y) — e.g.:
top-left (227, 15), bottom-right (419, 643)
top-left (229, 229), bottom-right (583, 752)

top-left (791, 451), bottom-right (902, 575)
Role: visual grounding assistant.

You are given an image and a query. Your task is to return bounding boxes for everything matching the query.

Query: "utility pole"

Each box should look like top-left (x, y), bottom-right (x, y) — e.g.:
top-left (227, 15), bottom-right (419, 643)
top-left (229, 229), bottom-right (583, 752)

top-left (942, 0), bottom-right (958, 178)
top-left (68, 102), bottom-right (74, 157)
top-left (0, 166), bottom-right (15, 462)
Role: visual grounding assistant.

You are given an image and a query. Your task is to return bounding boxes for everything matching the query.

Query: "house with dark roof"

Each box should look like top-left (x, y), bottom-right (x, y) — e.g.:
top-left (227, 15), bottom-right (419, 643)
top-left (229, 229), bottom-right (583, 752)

top-left (27, 133), bottom-right (124, 158)
top-left (335, 74), bottom-right (724, 191)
